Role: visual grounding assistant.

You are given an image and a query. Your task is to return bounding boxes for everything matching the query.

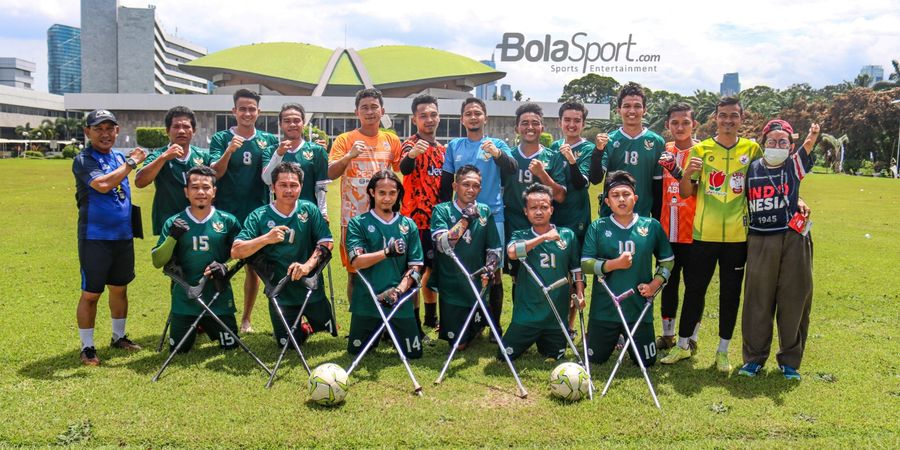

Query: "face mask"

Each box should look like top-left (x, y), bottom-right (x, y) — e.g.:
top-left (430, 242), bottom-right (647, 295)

top-left (763, 147), bottom-right (789, 166)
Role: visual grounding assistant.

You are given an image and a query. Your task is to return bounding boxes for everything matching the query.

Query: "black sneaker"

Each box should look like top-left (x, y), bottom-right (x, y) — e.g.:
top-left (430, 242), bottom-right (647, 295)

top-left (110, 335), bottom-right (142, 351)
top-left (80, 346), bottom-right (100, 366)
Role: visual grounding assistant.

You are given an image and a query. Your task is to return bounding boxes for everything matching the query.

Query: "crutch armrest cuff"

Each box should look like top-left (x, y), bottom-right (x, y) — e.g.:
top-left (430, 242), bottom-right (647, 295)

top-left (513, 240), bottom-right (528, 260)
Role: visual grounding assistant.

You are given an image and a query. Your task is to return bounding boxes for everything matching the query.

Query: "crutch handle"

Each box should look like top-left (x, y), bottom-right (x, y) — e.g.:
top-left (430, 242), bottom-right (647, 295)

top-left (546, 277), bottom-right (569, 292)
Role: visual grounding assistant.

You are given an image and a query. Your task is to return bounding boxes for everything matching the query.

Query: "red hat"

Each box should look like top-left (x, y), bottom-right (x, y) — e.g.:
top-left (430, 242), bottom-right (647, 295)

top-left (762, 119), bottom-right (793, 136)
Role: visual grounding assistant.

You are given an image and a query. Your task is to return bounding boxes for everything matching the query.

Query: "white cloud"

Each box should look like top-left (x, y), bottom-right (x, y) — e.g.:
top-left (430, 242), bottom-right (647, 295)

top-left (0, 0), bottom-right (897, 99)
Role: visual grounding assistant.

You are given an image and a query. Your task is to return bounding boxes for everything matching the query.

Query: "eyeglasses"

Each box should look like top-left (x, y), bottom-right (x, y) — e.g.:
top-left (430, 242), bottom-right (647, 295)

top-left (764, 139), bottom-right (791, 149)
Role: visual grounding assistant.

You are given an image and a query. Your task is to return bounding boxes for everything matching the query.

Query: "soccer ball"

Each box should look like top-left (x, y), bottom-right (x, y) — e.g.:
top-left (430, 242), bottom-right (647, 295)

top-left (307, 363), bottom-right (349, 406)
top-left (549, 362), bottom-right (590, 401)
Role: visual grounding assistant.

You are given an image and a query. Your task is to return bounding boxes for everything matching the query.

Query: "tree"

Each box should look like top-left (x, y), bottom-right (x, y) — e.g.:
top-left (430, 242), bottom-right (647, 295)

top-left (819, 133), bottom-right (849, 172)
top-left (823, 87), bottom-right (900, 166)
top-left (739, 85), bottom-right (786, 117)
top-left (558, 74), bottom-right (620, 104)
top-left (686, 89), bottom-right (719, 125)
top-left (514, 90), bottom-right (523, 102)
top-left (644, 88), bottom-right (685, 134)
top-left (853, 73), bottom-right (872, 87)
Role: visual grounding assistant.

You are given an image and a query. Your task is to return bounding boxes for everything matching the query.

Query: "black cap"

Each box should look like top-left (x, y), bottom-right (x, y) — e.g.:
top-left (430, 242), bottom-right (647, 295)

top-left (85, 109), bottom-right (118, 127)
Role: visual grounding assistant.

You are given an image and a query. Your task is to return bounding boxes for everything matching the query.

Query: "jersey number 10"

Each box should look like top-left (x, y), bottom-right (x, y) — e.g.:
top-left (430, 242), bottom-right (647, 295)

top-left (618, 240), bottom-right (635, 254)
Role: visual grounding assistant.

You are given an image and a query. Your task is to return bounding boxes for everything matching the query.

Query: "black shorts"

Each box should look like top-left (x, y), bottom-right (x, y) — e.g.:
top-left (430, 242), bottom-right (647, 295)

top-left (438, 302), bottom-right (487, 346)
top-left (79, 239), bottom-right (135, 293)
top-left (169, 313), bottom-right (239, 353)
top-left (497, 322), bottom-right (567, 361)
top-left (347, 314), bottom-right (422, 359)
top-left (587, 319), bottom-right (656, 366)
top-left (418, 229), bottom-right (435, 268)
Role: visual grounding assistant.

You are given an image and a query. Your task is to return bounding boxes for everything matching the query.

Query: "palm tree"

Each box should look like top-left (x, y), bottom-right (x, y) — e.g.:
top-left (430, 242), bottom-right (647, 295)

top-left (853, 73), bottom-right (872, 88)
top-left (687, 90), bottom-right (719, 124)
top-left (819, 133), bottom-right (850, 173)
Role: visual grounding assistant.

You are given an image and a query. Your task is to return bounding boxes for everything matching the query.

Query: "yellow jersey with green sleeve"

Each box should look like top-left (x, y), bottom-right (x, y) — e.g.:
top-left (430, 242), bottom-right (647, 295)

top-left (689, 137), bottom-right (762, 242)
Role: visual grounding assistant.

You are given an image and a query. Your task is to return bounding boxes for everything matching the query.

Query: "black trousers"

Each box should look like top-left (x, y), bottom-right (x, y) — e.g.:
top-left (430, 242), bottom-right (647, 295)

top-left (660, 242), bottom-right (691, 319)
top-left (677, 240), bottom-right (747, 341)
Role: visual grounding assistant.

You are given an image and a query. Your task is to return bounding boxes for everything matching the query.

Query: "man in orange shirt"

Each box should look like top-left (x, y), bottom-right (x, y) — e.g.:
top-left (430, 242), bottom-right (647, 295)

top-left (656, 102), bottom-right (698, 351)
top-left (399, 94), bottom-right (445, 333)
top-left (328, 88), bottom-right (403, 300)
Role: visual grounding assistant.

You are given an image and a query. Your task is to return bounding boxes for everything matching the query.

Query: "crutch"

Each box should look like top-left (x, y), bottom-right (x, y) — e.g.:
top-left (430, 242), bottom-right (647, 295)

top-left (596, 277), bottom-right (661, 409)
top-left (253, 266), bottom-right (311, 377)
top-left (154, 260), bottom-right (272, 381)
top-left (345, 287), bottom-right (419, 376)
top-left (355, 270), bottom-right (424, 396)
top-left (576, 296), bottom-right (593, 400)
top-left (518, 260), bottom-right (584, 363)
top-left (266, 288), bottom-right (314, 388)
top-left (434, 250), bottom-right (528, 398)
top-left (325, 262), bottom-right (338, 337)
top-left (156, 313), bottom-right (171, 352)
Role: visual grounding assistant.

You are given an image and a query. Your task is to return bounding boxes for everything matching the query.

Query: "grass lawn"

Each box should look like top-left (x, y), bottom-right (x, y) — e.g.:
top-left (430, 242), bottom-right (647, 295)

top-left (0, 159), bottom-right (897, 448)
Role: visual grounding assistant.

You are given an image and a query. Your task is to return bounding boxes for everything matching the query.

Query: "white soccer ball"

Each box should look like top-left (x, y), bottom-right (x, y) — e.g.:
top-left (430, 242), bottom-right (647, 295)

top-left (308, 363), bottom-right (349, 406)
top-left (549, 362), bottom-right (590, 401)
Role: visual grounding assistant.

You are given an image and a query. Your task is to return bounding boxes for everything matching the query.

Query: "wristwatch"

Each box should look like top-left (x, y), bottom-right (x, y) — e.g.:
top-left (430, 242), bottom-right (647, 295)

top-left (125, 157), bottom-right (138, 169)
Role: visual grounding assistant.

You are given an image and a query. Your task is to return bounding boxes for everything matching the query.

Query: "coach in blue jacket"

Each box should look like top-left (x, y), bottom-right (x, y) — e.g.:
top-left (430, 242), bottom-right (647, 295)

top-left (72, 109), bottom-right (147, 366)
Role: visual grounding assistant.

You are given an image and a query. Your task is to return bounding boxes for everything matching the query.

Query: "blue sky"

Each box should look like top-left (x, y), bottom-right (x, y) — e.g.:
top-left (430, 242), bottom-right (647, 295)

top-left (1, 0), bottom-right (898, 100)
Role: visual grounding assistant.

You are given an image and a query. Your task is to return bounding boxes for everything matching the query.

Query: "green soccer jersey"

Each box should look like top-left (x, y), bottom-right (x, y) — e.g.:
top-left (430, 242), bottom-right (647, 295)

top-left (235, 200), bottom-right (333, 306)
top-left (508, 226), bottom-right (581, 329)
top-left (209, 128), bottom-right (280, 223)
top-left (549, 139), bottom-right (594, 239)
top-left (346, 212), bottom-right (424, 319)
top-left (502, 145), bottom-right (567, 238)
top-left (262, 140), bottom-right (329, 205)
top-left (582, 214), bottom-right (673, 323)
top-left (599, 128), bottom-right (665, 217)
top-left (157, 207), bottom-right (241, 316)
top-left (429, 201), bottom-right (501, 307)
top-left (143, 145), bottom-right (212, 236)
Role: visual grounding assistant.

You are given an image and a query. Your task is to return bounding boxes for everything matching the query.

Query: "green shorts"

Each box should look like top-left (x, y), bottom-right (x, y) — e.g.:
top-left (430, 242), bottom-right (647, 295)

top-left (169, 313), bottom-right (238, 353)
top-left (347, 314), bottom-right (423, 359)
top-left (269, 300), bottom-right (335, 346)
top-left (438, 302), bottom-right (487, 346)
top-left (587, 319), bottom-right (656, 366)
top-left (496, 322), bottom-right (566, 361)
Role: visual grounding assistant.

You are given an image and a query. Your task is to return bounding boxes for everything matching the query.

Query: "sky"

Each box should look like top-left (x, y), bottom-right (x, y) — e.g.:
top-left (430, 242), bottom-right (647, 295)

top-left (2, 0), bottom-right (898, 101)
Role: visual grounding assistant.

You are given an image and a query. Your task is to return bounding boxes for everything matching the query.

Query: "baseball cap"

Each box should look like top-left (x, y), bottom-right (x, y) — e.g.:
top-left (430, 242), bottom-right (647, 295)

top-left (86, 109), bottom-right (118, 127)
top-left (761, 119), bottom-right (793, 136)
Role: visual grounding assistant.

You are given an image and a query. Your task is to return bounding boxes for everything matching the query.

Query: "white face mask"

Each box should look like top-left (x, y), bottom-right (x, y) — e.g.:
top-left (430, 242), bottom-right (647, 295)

top-left (763, 147), bottom-right (789, 166)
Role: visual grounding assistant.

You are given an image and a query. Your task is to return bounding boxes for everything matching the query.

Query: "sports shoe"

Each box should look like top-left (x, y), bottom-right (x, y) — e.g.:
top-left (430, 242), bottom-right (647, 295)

top-left (779, 365), bottom-right (801, 380)
top-left (715, 351), bottom-right (732, 373)
top-left (110, 335), bottom-right (142, 351)
top-left (615, 334), bottom-right (625, 351)
top-left (738, 362), bottom-right (763, 377)
top-left (689, 339), bottom-right (699, 356)
top-left (655, 335), bottom-right (676, 350)
top-left (421, 333), bottom-right (436, 347)
top-left (568, 328), bottom-right (578, 341)
top-left (80, 346), bottom-right (100, 366)
top-left (660, 345), bottom-right (692, 364)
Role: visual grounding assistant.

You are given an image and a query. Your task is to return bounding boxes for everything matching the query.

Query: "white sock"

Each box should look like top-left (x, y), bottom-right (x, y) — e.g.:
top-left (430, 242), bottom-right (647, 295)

top-left (691, 322), bottom-right (701, 341)
top-left (111, 318), bottom-right (126, 341)
top-left (677, 337), bottom-right (690, 349)
top-left (717, 338), bottom-right (730, 353)
top-left (662, 318), bottom-right (675, 336)
top-left (79, 328), bottom-right (94, 349)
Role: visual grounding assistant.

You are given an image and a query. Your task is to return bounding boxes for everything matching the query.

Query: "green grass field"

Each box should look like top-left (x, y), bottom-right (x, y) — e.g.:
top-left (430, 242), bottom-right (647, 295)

top-left (0, 159), bottom-right (897, 448)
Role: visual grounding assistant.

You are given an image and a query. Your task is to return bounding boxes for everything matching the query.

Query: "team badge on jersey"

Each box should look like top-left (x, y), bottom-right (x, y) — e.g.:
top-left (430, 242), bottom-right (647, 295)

top-left (367, 225), bottom-right (376, 233)
top-left (644, 140), bottom-right (655, 150)
top-left (556, 239), bottom-right (568, 250)
top-left (212, 221), bottom-right (225, 233)
top-left (637, 226), bottom-right (649, 237)
top-left (257, 139), bottom-right (268, 149)
top-left (739, 154), bottom-right (750, 165)
top-left (478, 214), bottom-right (488, 227)
top-left (303, 150), bottom-right (314, 161)
top-left (613, 141), bottom-right (621, 149)
top-left (730, 172), bottom-right (745, 194)
top-left (707, 170), bottom-right (726, 195)
top-left (193, 156), bottom-right (204, 165)
top-left (267, 220), bottom-right (276, 228)
top-left (297, 211), bottom-right (309, 223)
top-left (480, 150), bottom-right (492, 161)
top-left (399, 223), bottom-right (410, 235)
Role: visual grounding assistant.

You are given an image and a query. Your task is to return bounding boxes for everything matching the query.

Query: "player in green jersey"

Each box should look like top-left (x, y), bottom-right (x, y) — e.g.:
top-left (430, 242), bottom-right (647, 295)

top-left (430, 165), bottom-right (502, 350)
top-left (589, 82), bottom-right (665, 219)
top-left (151, 166), bottom-right (242, 352)
top-left (502, 184), bottom-right (584, 361)
top-left (549, 101), bottom-right (594, 336)
top-left (502, 103), bottom-right (567, 242)
top-left (581, 171), bottom-right (674, 366)
top-left (262, 103), bottom-right (330, 220)
top-left (346, 170), bottom-right (425, 359)
top-left (210, 89), bottom-right (280, 334)
top-left (135, 106), bottom-right (212, 236)
top-left (231, 162), bottom-right (334, 347)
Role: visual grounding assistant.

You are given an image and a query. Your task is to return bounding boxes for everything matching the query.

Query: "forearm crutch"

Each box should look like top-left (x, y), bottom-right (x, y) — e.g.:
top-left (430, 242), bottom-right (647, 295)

top-left (518, 260), bottom-right (584, 364)
top-left (266, 287), bottom-right (314, 388)
top-left (596, 277), bottom-right (661, 410)
top-left (260, 274), bottom-right (312, 376)
top-left (434, 251), bottom-right (528, 398)
top-left (345, 286), bottom-right (419, 377)
top-left (355, 270), bottom-right (424, 396)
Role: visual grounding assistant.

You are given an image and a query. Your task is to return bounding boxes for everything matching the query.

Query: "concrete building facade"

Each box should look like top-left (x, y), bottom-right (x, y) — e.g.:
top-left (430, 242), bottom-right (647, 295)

top-left (0, 58), bottom-right (36, 90)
